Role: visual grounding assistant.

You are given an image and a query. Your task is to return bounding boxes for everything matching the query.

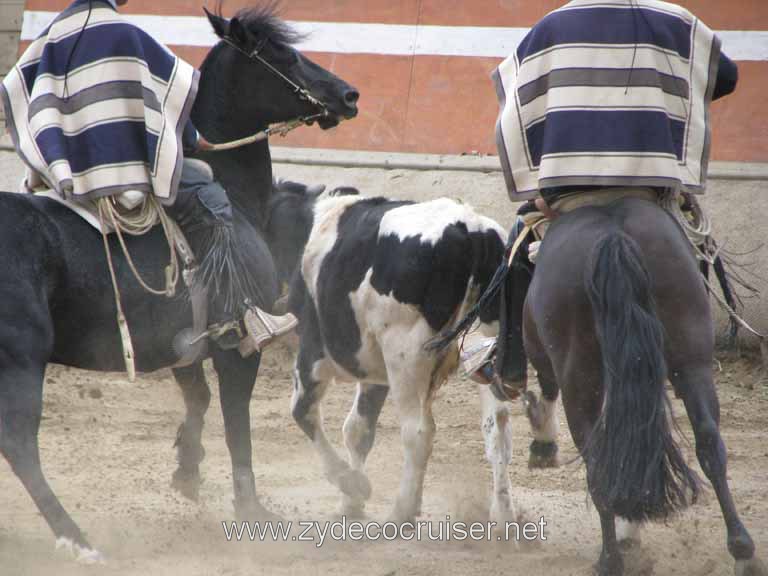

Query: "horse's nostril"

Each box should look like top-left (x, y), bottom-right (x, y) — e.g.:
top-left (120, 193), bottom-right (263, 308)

top-left (344, 90), bottom-right (360, 105)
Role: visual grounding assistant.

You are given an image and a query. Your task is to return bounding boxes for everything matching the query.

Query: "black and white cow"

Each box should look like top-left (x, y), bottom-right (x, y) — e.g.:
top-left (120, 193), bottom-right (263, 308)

top-left (268, 181), bottom-right (559, 524)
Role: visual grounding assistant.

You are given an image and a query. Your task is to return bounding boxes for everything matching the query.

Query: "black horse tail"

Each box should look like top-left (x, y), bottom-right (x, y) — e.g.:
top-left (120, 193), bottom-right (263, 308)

top-left (584, 230), bottom-right (700, 522)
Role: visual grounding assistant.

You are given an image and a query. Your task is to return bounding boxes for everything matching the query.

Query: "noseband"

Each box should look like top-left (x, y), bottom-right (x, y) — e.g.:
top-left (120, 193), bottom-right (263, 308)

top-left (203, 37), bottom-right (329, 152)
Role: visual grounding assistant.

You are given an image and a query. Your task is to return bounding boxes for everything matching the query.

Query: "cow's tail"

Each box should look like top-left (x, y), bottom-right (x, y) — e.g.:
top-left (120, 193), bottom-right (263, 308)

top-left (583, 230), bottom-right (699, 521)
top-left (424, 225), bottom-right (518, 353)
top-left (423, 257), bottom-right (510, 353)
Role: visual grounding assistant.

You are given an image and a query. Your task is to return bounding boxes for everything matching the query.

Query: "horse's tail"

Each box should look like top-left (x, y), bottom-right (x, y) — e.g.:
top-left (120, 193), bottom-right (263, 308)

top-left (584, 230), bottom-right (699, 522)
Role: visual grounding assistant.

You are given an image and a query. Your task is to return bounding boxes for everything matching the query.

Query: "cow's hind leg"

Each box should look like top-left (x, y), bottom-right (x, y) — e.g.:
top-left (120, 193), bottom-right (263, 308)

top-left (0, 362), bottom-right (102, 563)
top-left (385, 353), bottom-right (436, 524)
top-left (671, 365), bottom-right (767, 576)
top-left (292, 351), bottom-right (371, 506)
top-left (171, 362), bottom-right (211, 501)
top-left (341, 382), bottom-right (389, 517)
top-left (479, 385), bottom-right (516, 526)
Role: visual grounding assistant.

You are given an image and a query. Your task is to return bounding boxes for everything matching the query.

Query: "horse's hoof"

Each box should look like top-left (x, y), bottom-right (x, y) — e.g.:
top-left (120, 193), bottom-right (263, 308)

top-left (171, 468), bottom-right (201, 502)
top-left (528, 440), bottom-right (559, 469)
top-left (55, 537), bottom-right (106, 565)
top-left (337, 469), bottom-right (372, 501)
top-left (594, 551), bottom-right (624, 576)
top-left (736, 557), bottom-right (768, 576)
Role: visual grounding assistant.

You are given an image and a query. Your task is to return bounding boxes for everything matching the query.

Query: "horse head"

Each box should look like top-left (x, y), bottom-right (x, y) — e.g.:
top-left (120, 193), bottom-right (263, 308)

top-left (202, 5), bottom-right (359, 133)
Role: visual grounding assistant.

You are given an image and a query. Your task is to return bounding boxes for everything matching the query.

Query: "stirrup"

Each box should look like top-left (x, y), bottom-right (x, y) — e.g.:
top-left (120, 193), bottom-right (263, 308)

top-left (460, 333), bottom-right (497, 384)
top-left (238, 307), bottom-right (298, 357)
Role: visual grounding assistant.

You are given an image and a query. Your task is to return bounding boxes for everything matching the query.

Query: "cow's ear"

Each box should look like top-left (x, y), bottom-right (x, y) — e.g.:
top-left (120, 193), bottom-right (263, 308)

top-left (307, 184), bottom-right (326, 198)
top-left (204, 7), bottom-right (229, 39)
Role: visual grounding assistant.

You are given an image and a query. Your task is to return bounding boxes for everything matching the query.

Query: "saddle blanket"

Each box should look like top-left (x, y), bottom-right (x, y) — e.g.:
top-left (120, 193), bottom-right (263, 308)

top-left (0, 0), bottom-right (198, 205)
top-left (493, 0), bottom-right (721, 201)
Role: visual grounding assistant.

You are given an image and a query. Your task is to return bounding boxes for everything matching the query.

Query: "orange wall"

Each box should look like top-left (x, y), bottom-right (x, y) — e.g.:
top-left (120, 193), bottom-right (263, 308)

top-left (17, 1), bottom-right (768, 161)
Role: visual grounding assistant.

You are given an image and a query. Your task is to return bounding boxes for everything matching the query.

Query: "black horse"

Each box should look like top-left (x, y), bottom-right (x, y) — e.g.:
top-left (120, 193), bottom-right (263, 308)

top-left (0, 5), bottom-right (358, 560)
top-left (517, 197), bottom-right (765, 575)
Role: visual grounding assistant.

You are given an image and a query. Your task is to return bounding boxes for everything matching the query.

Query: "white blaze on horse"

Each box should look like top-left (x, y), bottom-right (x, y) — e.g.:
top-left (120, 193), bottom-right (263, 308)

top-left (267, 182), bottom-right (542, 524)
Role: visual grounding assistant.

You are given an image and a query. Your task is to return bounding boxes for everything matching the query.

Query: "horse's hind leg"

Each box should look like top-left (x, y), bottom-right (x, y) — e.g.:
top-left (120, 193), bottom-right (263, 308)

top-left (0, 363), bottom-right (101, 563)
top-left (341, 382), bottom-right (388, 516)
top-left (171, 362), bottom-right (211, 501)
top-left (522, 312), bottom-right (560, 468)
top-left (670, 365), bottom-right (767, 576)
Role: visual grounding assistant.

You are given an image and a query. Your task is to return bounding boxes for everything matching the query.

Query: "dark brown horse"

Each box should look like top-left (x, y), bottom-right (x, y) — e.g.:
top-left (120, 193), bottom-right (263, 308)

top-left (522, 196), bottom-right (765, 575)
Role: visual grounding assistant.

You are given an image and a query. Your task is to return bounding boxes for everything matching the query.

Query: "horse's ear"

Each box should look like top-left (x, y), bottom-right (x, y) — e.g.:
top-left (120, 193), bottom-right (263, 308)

top-left (228, 17), bottom-right (250, 45)
top-left (203, 7), bottom-right (229, 39)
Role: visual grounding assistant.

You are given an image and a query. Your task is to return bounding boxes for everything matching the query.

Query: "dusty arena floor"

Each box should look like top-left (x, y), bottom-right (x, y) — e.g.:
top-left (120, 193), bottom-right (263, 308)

top-left (0, 154), bottom-right (766, 575)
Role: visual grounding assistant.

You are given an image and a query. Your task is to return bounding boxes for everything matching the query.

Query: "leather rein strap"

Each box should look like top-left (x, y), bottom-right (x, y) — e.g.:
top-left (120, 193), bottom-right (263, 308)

top-left (204, 37), bottom-right (330, 152)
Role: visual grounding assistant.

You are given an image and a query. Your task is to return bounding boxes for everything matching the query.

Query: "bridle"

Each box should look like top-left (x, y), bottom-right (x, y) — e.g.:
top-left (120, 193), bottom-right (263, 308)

top-left (204, 36), bottom-right (330, 152)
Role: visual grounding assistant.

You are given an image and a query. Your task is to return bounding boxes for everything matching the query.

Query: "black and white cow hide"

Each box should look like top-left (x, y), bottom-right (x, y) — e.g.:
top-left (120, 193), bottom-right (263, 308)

top-left (268, 181), bottom-right (559, 525)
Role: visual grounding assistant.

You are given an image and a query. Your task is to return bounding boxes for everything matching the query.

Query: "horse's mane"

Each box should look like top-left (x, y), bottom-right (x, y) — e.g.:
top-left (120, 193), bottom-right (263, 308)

top-left (214, 1), bottom-right (303, 45)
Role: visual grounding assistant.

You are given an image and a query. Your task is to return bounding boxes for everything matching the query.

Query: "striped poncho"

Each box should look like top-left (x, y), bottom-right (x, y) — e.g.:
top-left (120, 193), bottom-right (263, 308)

top-left (493, 0), bottom-right (721, 201)
top-left (0, 0), bottom-right (199, 205)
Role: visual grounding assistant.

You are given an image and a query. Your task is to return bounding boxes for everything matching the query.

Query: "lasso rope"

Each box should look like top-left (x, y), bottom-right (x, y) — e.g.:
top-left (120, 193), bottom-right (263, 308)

top-left (97, 195), bottom-right (180, 297)
top-left (97, 195), bottom-right (182, 380)
top-left (659, 190), bottom-right (714, 261)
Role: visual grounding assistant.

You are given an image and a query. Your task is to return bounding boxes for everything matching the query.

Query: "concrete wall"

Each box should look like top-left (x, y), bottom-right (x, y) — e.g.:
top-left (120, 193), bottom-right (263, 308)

top-left (704, 178), bottom-right (768, 347)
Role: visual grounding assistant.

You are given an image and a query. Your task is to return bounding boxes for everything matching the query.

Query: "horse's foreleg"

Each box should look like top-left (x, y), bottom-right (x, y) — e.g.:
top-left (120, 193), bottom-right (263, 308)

top-left (171, 362), bottom-right (211, 501)
top-left (0, 361), bottom-right (102, 563)
top-left (479, 385), bottom-right (516, 526)
top-left (341, 382), bottom-right (388, 517)
top-left (671, 366), bottom-right (767, 576)
top-left (212, 349), bottom-right (276, 520)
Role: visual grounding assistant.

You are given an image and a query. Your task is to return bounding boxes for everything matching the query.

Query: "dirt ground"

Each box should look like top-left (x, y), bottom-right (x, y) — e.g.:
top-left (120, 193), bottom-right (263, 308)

top-left (0, 156), bottom-right (767, 575)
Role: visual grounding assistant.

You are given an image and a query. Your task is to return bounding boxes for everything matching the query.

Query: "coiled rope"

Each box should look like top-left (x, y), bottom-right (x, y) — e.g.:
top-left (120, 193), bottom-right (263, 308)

top-left (97, 195), bottom-right (180, 297)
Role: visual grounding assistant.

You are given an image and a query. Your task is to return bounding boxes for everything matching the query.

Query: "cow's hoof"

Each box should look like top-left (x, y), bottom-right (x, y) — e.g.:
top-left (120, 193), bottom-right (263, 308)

top-left (55, 538), bottom-right (106, 565)
top-left (337, 469), bottom-right (372, 501)
top-left (171, 468), bottom-right (201, 502)
top-left (528, 440), bottom-right (559, 469)
top-left (736, 557), bottom-right (768, 576)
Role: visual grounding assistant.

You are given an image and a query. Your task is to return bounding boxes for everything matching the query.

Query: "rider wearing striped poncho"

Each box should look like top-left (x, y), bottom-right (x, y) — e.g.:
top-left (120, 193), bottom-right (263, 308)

top-left (492, 0), bottom-right (739, 389)
top-left (1, 0), bottom-right (287, 348)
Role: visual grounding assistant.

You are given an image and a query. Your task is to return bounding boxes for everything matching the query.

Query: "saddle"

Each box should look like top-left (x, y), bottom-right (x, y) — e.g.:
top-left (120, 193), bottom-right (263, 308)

top-left (16, 163), bottom-right (293, 379)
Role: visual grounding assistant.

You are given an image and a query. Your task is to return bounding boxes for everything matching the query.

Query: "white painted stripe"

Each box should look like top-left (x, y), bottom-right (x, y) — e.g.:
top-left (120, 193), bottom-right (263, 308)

top-left (20, 11), bottom-right (768, 61)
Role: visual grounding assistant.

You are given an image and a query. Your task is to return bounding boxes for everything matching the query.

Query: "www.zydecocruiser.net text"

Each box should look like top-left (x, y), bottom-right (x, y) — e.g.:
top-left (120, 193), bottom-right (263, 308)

top-left (223, 515), bottom-right (548, 547)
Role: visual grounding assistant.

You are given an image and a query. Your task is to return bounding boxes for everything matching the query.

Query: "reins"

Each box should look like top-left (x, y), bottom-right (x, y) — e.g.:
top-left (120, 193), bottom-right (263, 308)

top-left (203, 37), bottom-right (330, 152)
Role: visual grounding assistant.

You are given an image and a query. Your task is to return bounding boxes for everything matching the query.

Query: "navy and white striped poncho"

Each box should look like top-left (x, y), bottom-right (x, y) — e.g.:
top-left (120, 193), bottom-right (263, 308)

top-left (0, 0), bottom-right (199, 205)
top-left (493, 0), bottom-right (721, 201)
